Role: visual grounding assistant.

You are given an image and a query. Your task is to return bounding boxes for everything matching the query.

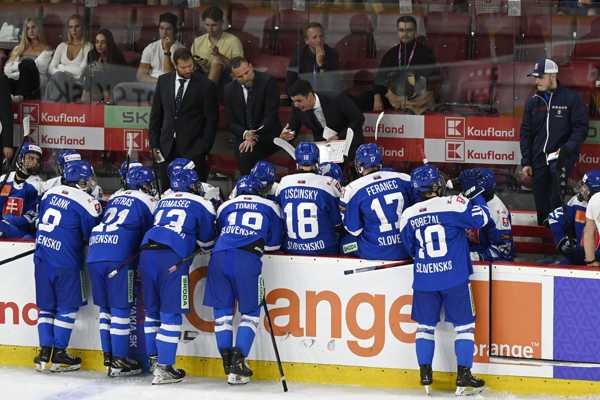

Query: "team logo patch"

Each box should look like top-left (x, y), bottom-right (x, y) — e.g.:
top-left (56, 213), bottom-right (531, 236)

top-left (3, 197), bottom-right (23, 216)
top-left (181, 275), bottom-right (189, 309)
top-left (502, 217), bottom-right (510, 227)
top-left (575, 210), bottom-right (586, 224)
top-left (127, 270), bottom-right (134, 303)
top-left (0, 184), bottom-right (11, 197)
top-left (342, 241), bottom-right (358, 254)
top-left (94, 202), bottom-right (102, 214)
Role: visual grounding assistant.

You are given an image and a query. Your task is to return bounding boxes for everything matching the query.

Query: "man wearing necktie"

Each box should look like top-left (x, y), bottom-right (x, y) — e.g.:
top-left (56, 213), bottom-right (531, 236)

top-left (224, 57), bottom-right (281, 174)
top-left (280, 79), bottom-right (364, 170)
top-left (149, 48), bottom-right (218, 191)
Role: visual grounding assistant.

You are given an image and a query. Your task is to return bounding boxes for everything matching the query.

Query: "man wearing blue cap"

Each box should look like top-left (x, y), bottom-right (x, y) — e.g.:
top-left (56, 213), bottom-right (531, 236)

top-left (520, 58), bottom-right (588, 225)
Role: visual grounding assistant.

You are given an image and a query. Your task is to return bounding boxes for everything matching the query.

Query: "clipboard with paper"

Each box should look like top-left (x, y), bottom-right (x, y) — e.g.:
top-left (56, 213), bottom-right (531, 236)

top-left (314, 128), bottom-right (354, 163)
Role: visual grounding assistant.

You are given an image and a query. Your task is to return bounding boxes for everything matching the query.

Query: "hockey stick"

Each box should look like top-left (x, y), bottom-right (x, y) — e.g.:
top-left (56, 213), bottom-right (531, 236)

top-left (374, 111), bottom-right (385, 141)
top-left (273, 137), bottom-right (296, 160)
top-left (0, 116), bottom-right (32, 193)
top-left (343, 259), bottom-right (412, 275)
top-left (124, 131), bottom-right (133, 191)
top-left (343, 127), bottom-right (354, 157)
top-left (0, 248), bottom-right (35, 266)
top-left (262, 297), bottom-right (288, 392)
top-left (107, 249), bottom-right (144, 278)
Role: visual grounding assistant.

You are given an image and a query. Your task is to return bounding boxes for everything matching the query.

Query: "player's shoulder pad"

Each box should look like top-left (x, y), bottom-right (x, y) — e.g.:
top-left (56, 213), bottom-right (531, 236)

top-left (278, 173), bottom-right (340, 197)
top-left (26, 175), bottom-right (44, 195)
top-left (487, 194), bottom-right (510, 214)
top-left (217, 195), bottom-right (281, 219)
top-left (111, 190), bottom-right (157, 212)
top-left (567, 194), bottom-right (587, 208)
top-left (43, 185), bottom-right (102, 217)
top-left (41, 176), bottom-right (61, 193)
top-left (161, 191), bottom-right (216, 215)
top-left (343, 170), bottom-right (408, 201)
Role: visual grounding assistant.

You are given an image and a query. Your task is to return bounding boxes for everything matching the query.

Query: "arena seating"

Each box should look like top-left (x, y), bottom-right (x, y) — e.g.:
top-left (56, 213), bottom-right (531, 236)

top-left (41, 3), bottom-right (81, 48)
top-left (424, 12), bottom-right (471, 63)
top-left (133, 5), bottom-right (184, 52)
top-left (89, 5), bottom-right (135, 50)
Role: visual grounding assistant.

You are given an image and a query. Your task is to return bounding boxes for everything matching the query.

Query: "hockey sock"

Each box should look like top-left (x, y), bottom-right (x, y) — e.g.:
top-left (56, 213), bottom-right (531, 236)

top-left (236, 308), bottom-right (260, 357)
top-left (98, 307), bottom-right (111, 354)
top-left (37, 310), bottom-right (55, 348)
top-left (156, 312), bottom-right (181, 366)
top-left (110, 307), bottom-right (130, 358)
top-left (213, 308), bottom-right (233, 353)
top-left (144, 311), bottom-right (160, 357)
top-left (454, 323), bottom-right (476, 368)
top-left (415, 324), bottom-right (436, 365)
top-left (53, 308), bottom-right (78, 349)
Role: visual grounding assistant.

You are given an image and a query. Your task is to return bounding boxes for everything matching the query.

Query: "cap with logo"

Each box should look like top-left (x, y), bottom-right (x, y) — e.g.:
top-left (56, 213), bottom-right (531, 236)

top-left (527, 58), bottom-right (559, 78)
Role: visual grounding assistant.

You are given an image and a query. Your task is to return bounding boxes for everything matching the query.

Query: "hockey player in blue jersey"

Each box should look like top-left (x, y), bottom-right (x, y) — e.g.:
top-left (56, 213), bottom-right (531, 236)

top-left (163, 158), bottom-right (222, 208)
top-left (34, 159), bottom-right (103, 372)
top-left (87, 166), bottom-right (157, 376)
top-left (139, 158), bottom-right (217, 385)
top-left (276, 142), bottom-right (341, 255)
top-left (399, 164), bottom-right (489, 396)
top-left (229, 160), bottom-right (278, 200)
top-left (113, 160), bottom-right (143, 196)
top-left (548, 170), bottom-right (600, 264)
top-left (42, 150), bottom-right (104, 201)
top-left (340, 143), bottom-right (413, 259)
top-left (0, 143), bottom-right (43, 239)
top-left (457, 168), bottom-right (514, 261)
top-left (319, 162), bottom-right (343, 186)
top-left (204, 175), bottom-right (283, 385)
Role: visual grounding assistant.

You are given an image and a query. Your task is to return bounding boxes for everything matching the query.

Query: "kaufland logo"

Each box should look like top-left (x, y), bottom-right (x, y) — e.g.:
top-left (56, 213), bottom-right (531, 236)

top-left (580, 153), bottom-right (600, 164)
top-left (124, 130), bottom-right (145, 150)
top-left (41, 135), bottom-right (85, 146)
top-left (446, 141), bottom-right (465, 161)
top-left (40, 112), bottom-right (86, 124)
top-left (381, 146), bottom-right (405, 159)
top-left (21, 103), bottom-right (39, 125)
top-left (445, 117), bottom-right (465, 138)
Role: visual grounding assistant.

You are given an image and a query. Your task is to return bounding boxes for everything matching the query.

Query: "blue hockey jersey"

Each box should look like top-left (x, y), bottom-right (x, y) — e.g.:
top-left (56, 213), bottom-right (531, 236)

top-left (0, 172), bottom-right (41, 238)
top-left (276, 172), bottom-right (341, 255)
top-left (142, 191), bottom-right (217, 258)
top-left (87, 190), bottom-right (157, 263)
top-left (548, 195), bottom-right (593, 264)
top-left (213, 195), bottom-right (283, 254)
top-left (341, 170), bottom-right (413, 260)
top-left (468, 194), bottom-right (514, 261)
top-left (400, 194), bottom-right (490, 291)
top-left (35, 185), bottom-right (102, 269)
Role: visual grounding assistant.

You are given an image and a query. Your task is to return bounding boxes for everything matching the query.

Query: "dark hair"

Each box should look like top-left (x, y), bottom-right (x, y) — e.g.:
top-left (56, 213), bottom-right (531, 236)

top-left (396, 15), bottom-right (417, 28)
top-left (202, 6), bottom-right (224, 22)
top-left (159, 12), bottom-right (179, 34)
top-left (88, 28), bottom-right (125, 65)
top-left (173, 47), bottom-right (193, 64)
top-left (288, 79), bottom-right (314, 97)
top-left (230, 56), bottom-right (249, 70)
top-left (304, 22), bottom-right (323, 38)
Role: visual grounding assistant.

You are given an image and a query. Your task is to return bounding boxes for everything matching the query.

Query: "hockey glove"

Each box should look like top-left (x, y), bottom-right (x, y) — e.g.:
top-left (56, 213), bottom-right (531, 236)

top-left (462, 186), bottom-right (485, 201)
top-left (557, 236), bottom-right (578, 258)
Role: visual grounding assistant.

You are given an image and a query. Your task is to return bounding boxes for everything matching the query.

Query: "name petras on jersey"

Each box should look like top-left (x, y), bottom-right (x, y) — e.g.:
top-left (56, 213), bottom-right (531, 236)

top-left (276, 173), bottom-right (341, 255)
top-left (341, 170), bottom-right (414, 260)
top-left (400, 194), bottom-right (490, 291)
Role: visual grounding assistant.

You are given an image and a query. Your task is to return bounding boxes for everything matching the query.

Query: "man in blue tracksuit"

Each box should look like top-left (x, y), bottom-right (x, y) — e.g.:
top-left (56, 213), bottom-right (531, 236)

top-left (520, 58), bottom-right (588, 225)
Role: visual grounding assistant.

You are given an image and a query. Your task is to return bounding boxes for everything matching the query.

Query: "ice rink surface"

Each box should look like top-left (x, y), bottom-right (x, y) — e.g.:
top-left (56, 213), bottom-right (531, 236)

top-left (0, 367), bottom-right (597, 400)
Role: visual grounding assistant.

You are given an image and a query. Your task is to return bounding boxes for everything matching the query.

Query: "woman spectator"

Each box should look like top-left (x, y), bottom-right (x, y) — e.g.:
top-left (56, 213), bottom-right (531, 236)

top-left (3, 17), bottom-right (53, 100)
top-left (45, 14), bottom-right (92, 103)
top-left (81, 29), bottom-right (128, 104)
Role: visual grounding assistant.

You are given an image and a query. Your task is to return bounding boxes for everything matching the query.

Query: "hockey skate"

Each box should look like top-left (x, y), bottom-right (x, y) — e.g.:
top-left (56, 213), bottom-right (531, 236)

top-left (108, 357), bottom-right (142, 377)
top-left (152, 364), bottom-right (185, 385)
top-left (148, 355), bottom-right (157, 374)
top-left (227, 347), bottom-right (253, 385)
top-left (221, 348), bottom-right (233, 375)
top-left (455, 366), bottom-right (485, 396)
top-left (34, 347), bottom-right (53, 372)
top-left (419, 364), bottom-right (433, 395)
top-left (103, 352), bottom-right (112, 369)
top-left (50, 348), bottom-right (81, 372)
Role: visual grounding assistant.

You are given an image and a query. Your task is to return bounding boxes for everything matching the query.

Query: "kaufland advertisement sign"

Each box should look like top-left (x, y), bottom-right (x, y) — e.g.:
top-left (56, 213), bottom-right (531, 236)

top-left (2, 240), bottom-right (600, 381)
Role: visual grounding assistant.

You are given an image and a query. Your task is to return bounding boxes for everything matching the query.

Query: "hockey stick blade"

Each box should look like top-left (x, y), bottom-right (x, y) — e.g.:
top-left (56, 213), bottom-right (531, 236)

top-left (22, 115), bottom-right (31, 137)
top-left (343, 128), bottom-right (354, 157)
top-left (374, 111), bottom-right (385, 141)
top-left (273, 137), bottom-right (296, 160)
top-left (0, 248), bottom-right (35, 266)
top-left (344, 260), bottom-right (412, 275)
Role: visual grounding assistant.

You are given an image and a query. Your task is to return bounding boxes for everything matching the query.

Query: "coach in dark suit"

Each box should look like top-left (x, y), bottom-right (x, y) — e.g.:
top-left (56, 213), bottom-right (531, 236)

top-left (149, 47), bottom-right (218, 189)
top-left (224, 57), bottom-right (281, 174)
top-left (280, 79), bottom-right (364, 160)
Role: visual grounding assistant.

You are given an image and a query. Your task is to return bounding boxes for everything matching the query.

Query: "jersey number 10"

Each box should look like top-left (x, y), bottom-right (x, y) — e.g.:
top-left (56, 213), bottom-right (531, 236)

top-left (415, 225), bottom-right (448, 258)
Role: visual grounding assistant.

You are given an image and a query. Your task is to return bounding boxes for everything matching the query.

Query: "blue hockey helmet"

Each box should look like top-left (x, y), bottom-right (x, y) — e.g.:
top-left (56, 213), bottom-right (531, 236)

top-left (235, 175), bottom-right (263, 196)
top-left (16, 143), bottom-right (43, 176)
top-left (295, 142), bottom-right (320, 167)
top-left (250, 160), bottom-right (276, 185)
top-left (168, 158), bottom-right (196, 176)
top-left (354, 143), bottom-right (382, 174)
top-left (126, 166), bottom-right (156, 195)
top-left (56, 149), bottom-right (81, 173)
top-left (168, 158), bottom-right (202, 194)
top-left (63, 159), bottom-right (94, 192)
top-left (458, 168), bottom-right (496, 194)
top-left (319, 162), bottom-right (343, 182)
top-left (411, 164), bottom-right (446, 198)
top-left (119, 160), bottom-right (143, 179)
top-left (579, 170), bottom-right (600, 201)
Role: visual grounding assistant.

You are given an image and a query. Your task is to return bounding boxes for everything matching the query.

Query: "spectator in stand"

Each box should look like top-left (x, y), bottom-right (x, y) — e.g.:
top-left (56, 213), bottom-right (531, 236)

top-left (45, 14), bottom-right (92, 103)
top-left (191, 6), bottom-right (243, 90)
top-left (136, 13), bottom-right (183, 84)
top-left (4, 17), bottom-right (53, 100)
top-left (224, 57), bottom-right (281, 175)
top-left (0, 75), bottom-right (14, 167)
top-left (369, 16), bottom-right (438, 115)
top-left (558, 0), bottom-right (600, 15)
top-left (285, 22), bottom-right (339, 95)
top-left (280, 79), bottom-right (364, 164)
top-left (81, 29), bottom-right (127, 104)
top-left (520, 59), bottom-right (588, 225)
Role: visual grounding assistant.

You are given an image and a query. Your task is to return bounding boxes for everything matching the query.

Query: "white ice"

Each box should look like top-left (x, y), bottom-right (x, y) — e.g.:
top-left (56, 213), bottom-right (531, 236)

top-left (0, 367), bottom-right (596, 400)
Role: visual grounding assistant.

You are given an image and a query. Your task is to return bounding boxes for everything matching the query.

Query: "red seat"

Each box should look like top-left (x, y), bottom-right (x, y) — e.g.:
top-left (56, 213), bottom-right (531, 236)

top-left (549, 15), bottom-right (576, 63)
top-left (473, 14), bottom-right (517, 60)
top-left (334, 13), bottom-right (376, 69)
top-left (442, 62), bottom-right (495, 105)
top-left (494, 62), bottom-right (535, 115)
top-left (516, 15), bottom-right (549, 61)
top-left (181, 5), bottom-right (210, 47)
top-left (42, 3), bottom-right (81, 48)
top-left (0, 3), bottom-right (42, 27)
top-left (424, 12), bottom-right (470, 63)
top-left (559, 61), bottom-right (598, 109)
top-left (133, 6), bottom-right (184, 52)
top-left (89, 5), bottom-right (136, 49)
top-left (574, 16), bottom-right (600, 59)
top-left (230, 4), bottom-right (273, 53)
top-left (263, 10), bottom-right (308, 57)
top-left (250, 53), bottom-right (289, 94)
